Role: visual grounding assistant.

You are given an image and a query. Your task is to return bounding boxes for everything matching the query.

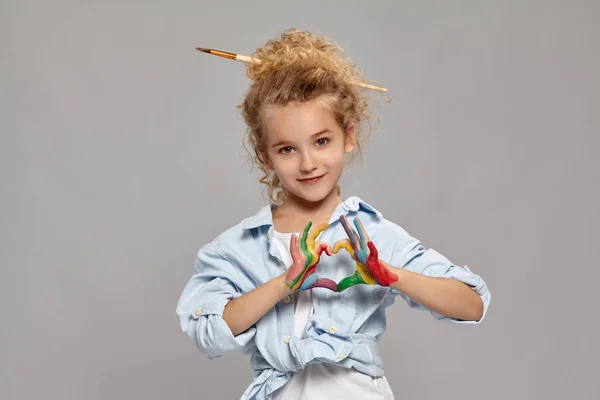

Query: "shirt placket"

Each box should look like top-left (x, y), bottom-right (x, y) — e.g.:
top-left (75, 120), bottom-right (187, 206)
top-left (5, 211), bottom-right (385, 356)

top-left (266, 225), bottom-right (298, 370)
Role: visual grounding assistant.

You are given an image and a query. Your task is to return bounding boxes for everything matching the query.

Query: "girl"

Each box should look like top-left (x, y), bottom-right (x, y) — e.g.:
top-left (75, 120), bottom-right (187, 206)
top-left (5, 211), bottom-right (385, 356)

top-left (176, 29), bottom-right (490, 400)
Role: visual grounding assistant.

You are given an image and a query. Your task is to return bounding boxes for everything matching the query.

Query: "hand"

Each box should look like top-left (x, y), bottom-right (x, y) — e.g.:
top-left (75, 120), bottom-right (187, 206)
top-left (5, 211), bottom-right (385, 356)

top-left (332, 215), bottom-right (399, 292)
top-left (285, 221), bottom-right (337, 292)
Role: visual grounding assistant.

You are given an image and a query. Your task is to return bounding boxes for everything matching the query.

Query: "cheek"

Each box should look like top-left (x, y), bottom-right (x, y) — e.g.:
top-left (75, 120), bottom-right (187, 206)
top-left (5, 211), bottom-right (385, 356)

top-left (323, 147), bottom-right (346, 167)
top-left (270, 156), bottom-right (295, 175)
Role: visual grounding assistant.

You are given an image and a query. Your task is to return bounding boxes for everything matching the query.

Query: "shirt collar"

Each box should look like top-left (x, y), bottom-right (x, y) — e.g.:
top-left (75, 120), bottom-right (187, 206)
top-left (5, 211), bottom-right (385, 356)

top-left (241, 196), bottom-right (382, 230)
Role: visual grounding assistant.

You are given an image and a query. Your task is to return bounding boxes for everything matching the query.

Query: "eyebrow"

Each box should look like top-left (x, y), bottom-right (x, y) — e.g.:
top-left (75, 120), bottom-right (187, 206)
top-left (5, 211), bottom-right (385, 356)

top-left (270, 129), bottom-right (332, 149)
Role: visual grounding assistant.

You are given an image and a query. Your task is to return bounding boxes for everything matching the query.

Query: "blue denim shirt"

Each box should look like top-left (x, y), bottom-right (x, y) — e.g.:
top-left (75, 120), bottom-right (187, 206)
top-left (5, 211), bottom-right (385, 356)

top-left (176, 197), bottom-right (491, 399)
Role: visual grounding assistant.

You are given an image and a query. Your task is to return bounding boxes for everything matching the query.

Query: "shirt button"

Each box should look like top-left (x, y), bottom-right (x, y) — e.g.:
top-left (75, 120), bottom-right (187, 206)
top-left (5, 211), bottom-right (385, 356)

top-left (193, 306), bottom-right (202, 317)
top-left (283, 295), bottom-right (292, 303)
top-left (283, 336), bottom-right (290, 344)
top-left (329, 326), bottom-right (337, 334)
top-left (337, 353), bottom-right (345, 359)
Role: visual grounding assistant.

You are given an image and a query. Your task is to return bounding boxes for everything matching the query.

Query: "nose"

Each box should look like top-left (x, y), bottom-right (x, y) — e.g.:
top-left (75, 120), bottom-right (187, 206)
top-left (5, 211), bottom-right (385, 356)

top-left (299, 150), bottom-right (318, 173)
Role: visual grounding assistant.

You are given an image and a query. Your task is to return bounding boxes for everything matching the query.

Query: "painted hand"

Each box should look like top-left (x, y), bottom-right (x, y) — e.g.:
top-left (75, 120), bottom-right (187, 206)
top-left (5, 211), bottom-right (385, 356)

top-left (285, 221), bottom-right (337, 292)
top-left (332, 215), bottom-right (399, 292)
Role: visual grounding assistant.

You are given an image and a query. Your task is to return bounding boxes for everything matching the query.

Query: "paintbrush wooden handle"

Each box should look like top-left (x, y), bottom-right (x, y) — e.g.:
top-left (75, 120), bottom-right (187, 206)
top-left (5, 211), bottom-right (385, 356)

top-left (198, 47), bottom-right (387, 92)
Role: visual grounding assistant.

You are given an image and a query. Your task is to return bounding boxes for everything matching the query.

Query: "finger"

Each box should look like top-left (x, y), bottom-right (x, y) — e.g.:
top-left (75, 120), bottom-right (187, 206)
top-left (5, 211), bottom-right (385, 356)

top-left (337, 270), bottom-right (367, 292)
top-left (366, 241), bottom-right (379, 261)
top-left (356, 262), bottom-right (376, 285)
top-left (300, 220), bottom-right (312, 245)
top-left (353, 217), bottom-right (368, 250)
top-left (307, 222), bottom-right (329, 248)
top-left (290, 233), bottom-right (300, 261)
top-left (311, 277), bottom-right (338, 292)
top-left (354, 219), bottom-right (369, 264)
top-left (315, 242), bottom-right (332, 257)
top-left (339, 215), bottom-right (358, 250)
top-left (308, 241), bottom-right (332, 268)
top-left (306, 222), bottom-right (329, 266)
top-left (355, 217), bottom-right (370, 242)
top-left (332, 239), bottom-right (354, 256)
top-left (300, 221), bottom-right (313, 266)
top-left (287, 234), bottom-right (307, 284)
top-left (299, 273), bottom-right (319, 290)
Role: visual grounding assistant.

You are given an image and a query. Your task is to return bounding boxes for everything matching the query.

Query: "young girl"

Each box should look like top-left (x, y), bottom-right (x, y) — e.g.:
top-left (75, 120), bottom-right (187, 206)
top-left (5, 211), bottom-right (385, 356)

top-left (176, 29), bottom-right (490, 400)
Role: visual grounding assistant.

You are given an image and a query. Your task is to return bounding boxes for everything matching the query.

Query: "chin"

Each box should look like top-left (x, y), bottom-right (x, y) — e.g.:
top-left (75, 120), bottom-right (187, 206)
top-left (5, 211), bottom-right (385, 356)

top-left (289, 184), bottom-right (338, 204)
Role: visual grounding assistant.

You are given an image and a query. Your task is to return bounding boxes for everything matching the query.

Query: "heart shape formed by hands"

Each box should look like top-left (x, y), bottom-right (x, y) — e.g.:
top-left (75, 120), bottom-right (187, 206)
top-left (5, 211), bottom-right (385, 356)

top-left (284, 216), bottom-right (399, 293)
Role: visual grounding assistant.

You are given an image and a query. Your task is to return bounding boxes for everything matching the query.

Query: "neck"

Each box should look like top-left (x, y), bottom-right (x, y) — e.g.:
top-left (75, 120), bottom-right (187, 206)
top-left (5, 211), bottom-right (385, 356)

top-left (276, 188), bottom-right (342, 222)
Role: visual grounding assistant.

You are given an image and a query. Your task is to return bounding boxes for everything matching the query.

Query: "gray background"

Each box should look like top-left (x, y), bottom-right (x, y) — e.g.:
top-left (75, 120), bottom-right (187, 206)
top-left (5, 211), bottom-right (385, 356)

top-left (2, 0), bottom-right (599, 399)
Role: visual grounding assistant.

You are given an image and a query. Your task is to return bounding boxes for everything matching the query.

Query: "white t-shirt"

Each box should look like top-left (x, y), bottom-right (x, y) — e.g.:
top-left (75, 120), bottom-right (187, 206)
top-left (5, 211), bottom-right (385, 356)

top-left (270, 230), bottom-right (395, 400)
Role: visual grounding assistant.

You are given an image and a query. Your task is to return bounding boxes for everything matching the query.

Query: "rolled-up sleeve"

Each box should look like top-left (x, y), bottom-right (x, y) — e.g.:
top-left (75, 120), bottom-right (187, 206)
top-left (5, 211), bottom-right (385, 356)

top-left (176, 244), bottom-right (256, 359)
top-left (389, 233), bottom-right (491, 324)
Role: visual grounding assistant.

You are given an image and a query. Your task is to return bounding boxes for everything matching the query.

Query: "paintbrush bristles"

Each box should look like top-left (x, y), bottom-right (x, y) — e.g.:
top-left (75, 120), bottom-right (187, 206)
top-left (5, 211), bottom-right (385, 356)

top-left (196, 47), bottom-right (387, 92)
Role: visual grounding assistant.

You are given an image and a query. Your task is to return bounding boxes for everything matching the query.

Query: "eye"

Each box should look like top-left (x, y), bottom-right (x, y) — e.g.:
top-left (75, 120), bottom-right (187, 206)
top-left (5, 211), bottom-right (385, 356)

top-left (316, 138), bottom-right (329, 146)
top-left (279, 146), bottom-right (293, 154)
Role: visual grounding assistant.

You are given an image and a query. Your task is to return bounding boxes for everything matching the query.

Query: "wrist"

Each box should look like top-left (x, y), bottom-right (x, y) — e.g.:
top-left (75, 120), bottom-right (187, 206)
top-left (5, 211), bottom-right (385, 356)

top-left (274, 273), bottom-right (293, 298)
top-left (381, 261), bottom-right (405, 288)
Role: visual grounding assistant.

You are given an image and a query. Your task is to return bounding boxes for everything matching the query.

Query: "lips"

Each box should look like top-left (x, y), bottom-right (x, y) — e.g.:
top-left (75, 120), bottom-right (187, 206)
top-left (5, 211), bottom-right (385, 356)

top-left (298, 173), bottom-right (326, 184)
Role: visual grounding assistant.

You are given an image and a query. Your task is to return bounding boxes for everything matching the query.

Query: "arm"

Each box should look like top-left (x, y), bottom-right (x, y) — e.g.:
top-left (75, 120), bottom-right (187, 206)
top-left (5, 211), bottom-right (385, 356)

top-left (177, 246), bottom-right (294, 359)
top-left (384, 261), bottom-right (484, 321)
top-left (333, 215), bottom-right (489, 323)
top-left (388, 235), bottom-right (491, 323)
top-left (176, 247), bottom-right (259, 359)
top-left (224, 220), bottom-right (334, 336)
top-left (223, 274), bottom-right (291, 336)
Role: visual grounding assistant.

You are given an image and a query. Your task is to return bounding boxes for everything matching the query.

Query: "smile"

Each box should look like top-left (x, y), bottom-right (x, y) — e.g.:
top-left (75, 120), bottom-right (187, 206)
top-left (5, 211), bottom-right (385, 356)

top-left (298, 173), bottom-right (326, 184)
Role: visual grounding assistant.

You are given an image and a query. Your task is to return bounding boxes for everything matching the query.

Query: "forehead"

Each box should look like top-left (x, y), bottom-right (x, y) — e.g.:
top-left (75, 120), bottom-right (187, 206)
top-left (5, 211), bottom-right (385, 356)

top-left (262, 98), bottom-right (339, 143)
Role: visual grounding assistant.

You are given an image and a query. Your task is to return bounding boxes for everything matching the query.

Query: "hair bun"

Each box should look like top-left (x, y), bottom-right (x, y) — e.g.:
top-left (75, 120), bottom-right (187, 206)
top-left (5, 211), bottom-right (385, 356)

top-left (246, 29), bottom-right (360, 85)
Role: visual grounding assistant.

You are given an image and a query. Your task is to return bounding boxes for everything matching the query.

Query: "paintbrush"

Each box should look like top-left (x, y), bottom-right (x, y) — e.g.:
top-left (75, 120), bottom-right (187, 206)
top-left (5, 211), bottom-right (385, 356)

top-left (196, 47), bottom-right (387, 92)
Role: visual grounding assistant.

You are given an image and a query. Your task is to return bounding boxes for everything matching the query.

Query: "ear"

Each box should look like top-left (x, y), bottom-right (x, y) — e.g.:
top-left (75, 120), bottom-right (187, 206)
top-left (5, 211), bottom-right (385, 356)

top-left (344, 123), bottom-right (356, 153)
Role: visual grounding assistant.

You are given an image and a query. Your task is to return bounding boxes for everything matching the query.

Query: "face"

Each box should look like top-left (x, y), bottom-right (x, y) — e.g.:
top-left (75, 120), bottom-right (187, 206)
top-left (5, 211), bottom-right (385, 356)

top-left (262, 96), bottom-right (355, 205)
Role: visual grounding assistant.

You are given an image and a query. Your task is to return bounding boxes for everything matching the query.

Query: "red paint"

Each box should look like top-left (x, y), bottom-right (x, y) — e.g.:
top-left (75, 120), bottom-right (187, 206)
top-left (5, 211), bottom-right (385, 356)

top-left (365, 241), bottom-right (398, 286)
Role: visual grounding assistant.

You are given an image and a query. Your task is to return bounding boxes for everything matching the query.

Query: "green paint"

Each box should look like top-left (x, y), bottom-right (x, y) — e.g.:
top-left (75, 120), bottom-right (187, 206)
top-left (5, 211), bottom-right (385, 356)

top-left (337, 270), bottom-right (367, 292)
top-left (300, 221), bottom-right (313, 267)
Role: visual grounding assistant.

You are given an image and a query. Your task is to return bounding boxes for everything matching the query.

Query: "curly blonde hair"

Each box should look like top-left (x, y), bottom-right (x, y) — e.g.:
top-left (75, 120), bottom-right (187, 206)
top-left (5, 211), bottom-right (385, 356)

top-left (239, 29), bottom-right (377, 204)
